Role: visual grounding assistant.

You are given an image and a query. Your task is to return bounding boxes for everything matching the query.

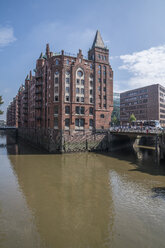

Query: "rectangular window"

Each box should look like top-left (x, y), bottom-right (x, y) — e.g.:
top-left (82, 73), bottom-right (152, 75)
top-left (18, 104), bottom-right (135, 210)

top-left (76, 106), bottom-right (85, 114)
top-left (76, 106), bottom-right (79, 114)
top-left (89, 107), bottom-right (93, 115)
top-left (80, 107), bottom-right (85, 114)
top-left (77, 79), bottom-right (80, 84)
top-left (76, 97), bottom-right (79, 102)
top-left (55, 96), bottom-right (59, 101)
top-left (103, 87), bottom-right (106, 92)
top-left (66, 78), bottom-right (70, 84)
top-left (98, 86), bottom-right (101, 91)
top-left (75, 118), bottom-right (79, 127)
top-left (90, 98), bottom-right (93, 103)
top-left (104, 79), bottom-right (106, 84)
top-left (89, 119), bottom-right (93, 127)
top-left (65, 118), bottom-right (70, 127)
top-left (98, 78), bottom-right (101, 83)
top-left (76, 88), bottom-right (79, 94)
top-left (81, 80), bottom-right (84, 85)
top-left (90, 81), bottom-right (93, 87)
top-left (65, 106), bottom-right (70, 114)
top-left (81, 97), bottom-right (84, 102)
top-left (103, 104), bottom-right (106, 108)
top-left (54, 87), bottom-right (58, 93)
top-left (54, 105), bottom-right (58, 114)
top-left (81, 88), bottom-right (84, 94)
top-left (54, 117), bottom-right (58, 128)
top-left (90, 89), bottom-right (93, 95)
top-left (80, 119), bottom-right (85, 127)
top-left (104, 95), bottom-right (106, 99)
top-left (55, 77), bottom-right (58, 84)
top-left (65, 87), bottom-right (70, 93)
top-left (66, 96), bottom-right (70, 102)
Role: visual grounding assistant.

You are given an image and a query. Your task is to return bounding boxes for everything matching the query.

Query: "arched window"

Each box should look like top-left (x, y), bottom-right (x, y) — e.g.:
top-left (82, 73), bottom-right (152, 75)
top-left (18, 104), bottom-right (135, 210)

top-left (98, 65), bottom-right (101, 74)
top-left (77, 70), bottom-right (83, 77)
top-left (66, 59), bottom-right (69, 65)
top-left (55, 59), bottom-right (59, 65)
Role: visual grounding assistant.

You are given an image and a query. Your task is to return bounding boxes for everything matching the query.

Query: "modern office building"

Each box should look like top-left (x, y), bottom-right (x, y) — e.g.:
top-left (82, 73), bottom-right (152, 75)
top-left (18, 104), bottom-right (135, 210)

top-left (113, 92), bottom-right (120, 108)
top-left (120, 84), bottom-right (165, 126)
top-left (7, 30), bottom-right (113, 131)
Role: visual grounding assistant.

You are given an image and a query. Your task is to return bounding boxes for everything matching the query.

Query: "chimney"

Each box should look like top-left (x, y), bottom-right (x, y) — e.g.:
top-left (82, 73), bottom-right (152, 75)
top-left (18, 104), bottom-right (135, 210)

top-left (46, 43), bottom-right (50, 58)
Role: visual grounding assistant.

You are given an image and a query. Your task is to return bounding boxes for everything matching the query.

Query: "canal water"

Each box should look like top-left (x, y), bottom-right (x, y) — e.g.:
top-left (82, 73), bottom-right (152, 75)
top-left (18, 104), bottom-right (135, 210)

top-left (0, 132), bottom-right (165, 248)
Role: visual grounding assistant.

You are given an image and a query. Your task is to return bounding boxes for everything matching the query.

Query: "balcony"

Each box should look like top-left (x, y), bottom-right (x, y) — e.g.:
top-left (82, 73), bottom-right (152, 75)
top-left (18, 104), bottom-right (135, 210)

top-left (36, 74), bottom-right (43, 79)
top-left (35, 104), bottom-right (42, 109)
top-left (36, 97), bottom-right (42, 102)
top-left (35, 116), bottom-right (42, 120)
top-left (36, 82), bottom-right (42, 86)
top-left (35, 89), bottom-right (42, 94)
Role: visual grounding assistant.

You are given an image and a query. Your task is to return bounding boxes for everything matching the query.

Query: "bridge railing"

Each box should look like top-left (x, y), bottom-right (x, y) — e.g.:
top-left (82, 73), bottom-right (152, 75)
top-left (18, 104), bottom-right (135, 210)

top-left (110, 127), bottom-right (163, 135)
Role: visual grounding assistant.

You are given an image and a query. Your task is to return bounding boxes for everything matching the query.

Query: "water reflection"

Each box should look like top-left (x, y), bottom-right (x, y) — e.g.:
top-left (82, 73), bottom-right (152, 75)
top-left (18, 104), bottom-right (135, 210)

top-left (1, 132), bottom-right (165, 248)
top-left (7, 153), bottom-right (115, 248)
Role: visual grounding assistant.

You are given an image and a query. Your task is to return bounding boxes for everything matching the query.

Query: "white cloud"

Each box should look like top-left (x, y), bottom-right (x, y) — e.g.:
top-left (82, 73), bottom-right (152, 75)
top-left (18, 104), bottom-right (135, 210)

top-left (119, 45), bottom-right (165, 90)
top-left (0, 26), bottom-right (16, 47)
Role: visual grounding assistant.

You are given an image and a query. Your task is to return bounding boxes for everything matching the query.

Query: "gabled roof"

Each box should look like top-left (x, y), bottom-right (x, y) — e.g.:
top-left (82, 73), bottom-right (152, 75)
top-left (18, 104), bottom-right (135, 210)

top-left (92, 30), bottom-right (106, 49)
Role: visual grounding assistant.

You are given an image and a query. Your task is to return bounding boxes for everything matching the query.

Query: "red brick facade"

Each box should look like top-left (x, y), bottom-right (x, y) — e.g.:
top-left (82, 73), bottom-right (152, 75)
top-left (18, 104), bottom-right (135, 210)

top-left (7, 31), bottom-right (113, 130)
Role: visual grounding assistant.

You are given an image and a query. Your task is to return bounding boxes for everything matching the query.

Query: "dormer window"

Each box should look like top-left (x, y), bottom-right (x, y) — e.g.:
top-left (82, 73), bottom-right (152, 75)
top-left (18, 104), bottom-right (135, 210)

top-left (55, 59), bottom-right (59, 65)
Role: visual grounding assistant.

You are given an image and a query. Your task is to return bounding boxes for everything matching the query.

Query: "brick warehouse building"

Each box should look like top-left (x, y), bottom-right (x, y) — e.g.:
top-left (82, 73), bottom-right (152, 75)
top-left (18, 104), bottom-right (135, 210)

top-left (7, 30), bottom-right (113, 131)
top-left (120, 84), bottom-right (165, 127)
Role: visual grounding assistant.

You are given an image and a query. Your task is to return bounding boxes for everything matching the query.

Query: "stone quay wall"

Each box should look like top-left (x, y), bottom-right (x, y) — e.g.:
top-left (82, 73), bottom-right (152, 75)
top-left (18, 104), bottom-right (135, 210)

top-left (18, 128), bottom-right (111, 153)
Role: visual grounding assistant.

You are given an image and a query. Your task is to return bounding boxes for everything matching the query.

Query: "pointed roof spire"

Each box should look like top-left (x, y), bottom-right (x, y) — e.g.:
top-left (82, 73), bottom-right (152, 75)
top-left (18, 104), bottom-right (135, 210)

top-left (25, 75), bottom-right (29, 80)
top-left (39, 52), bottom-right (43, 59)
top-left (92, 30), bottom-right (106, 49)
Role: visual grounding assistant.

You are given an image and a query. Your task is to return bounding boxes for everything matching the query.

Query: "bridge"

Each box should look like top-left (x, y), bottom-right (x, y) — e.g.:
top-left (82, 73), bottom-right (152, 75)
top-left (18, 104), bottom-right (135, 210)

top-left (0, 126), bottom-right (17, 131)
top-left (109, 129), bottom-right (165, 160)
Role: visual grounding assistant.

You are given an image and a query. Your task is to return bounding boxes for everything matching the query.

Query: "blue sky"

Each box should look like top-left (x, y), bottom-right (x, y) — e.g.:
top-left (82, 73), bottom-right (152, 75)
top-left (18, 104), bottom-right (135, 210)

top-left (1, 0), bottom-right (165, 120)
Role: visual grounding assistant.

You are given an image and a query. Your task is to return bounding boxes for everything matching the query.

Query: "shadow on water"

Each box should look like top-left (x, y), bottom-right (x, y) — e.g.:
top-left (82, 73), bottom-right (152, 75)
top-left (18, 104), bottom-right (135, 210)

top-left (1, 131), bottom-right (165, 176)
top-left (151, 187), bottom-right (165, 200)
top-left (0, 132), bottom-right (49, 155)
top-left (99, 144), bottom-right (165, 177)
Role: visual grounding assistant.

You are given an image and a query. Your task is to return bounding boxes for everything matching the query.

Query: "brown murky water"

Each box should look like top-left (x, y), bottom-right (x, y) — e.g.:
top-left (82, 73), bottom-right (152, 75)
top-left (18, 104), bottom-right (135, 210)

top-left (0, 132), bottom-right (165, 248)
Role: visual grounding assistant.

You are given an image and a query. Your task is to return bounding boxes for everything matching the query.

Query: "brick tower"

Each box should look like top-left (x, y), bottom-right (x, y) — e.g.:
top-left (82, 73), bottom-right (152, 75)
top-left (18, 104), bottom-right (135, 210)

top-left (88, 30), bottom-right (113, 129)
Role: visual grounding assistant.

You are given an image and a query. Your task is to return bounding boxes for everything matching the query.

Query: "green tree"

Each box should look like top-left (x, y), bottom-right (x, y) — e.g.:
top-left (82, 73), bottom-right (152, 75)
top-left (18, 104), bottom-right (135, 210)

top-left (0, 96), bottom-right (4, 115)
top-left (112, 115), bottom-right (118, 126)
top-left (129, 113), bottom-right (136, 123)
top-left (111, 106), bottom-right (120, 126)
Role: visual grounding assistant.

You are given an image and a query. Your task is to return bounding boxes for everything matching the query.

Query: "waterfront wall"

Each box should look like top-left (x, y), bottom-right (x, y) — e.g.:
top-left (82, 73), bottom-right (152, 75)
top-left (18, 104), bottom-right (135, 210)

top-left (18, 128), bottom-right (111, 153)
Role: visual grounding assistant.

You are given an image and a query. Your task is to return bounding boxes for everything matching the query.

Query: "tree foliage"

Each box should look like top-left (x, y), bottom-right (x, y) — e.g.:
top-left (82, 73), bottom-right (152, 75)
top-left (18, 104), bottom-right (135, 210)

top-left (111, 106), bottom-right (120, 126)
top-left (112, 115), bottom-right (118, 125)
top-left (129, 113), bottom-right (136, 123)
top-left (0, 96), bottom-right (4, 115)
